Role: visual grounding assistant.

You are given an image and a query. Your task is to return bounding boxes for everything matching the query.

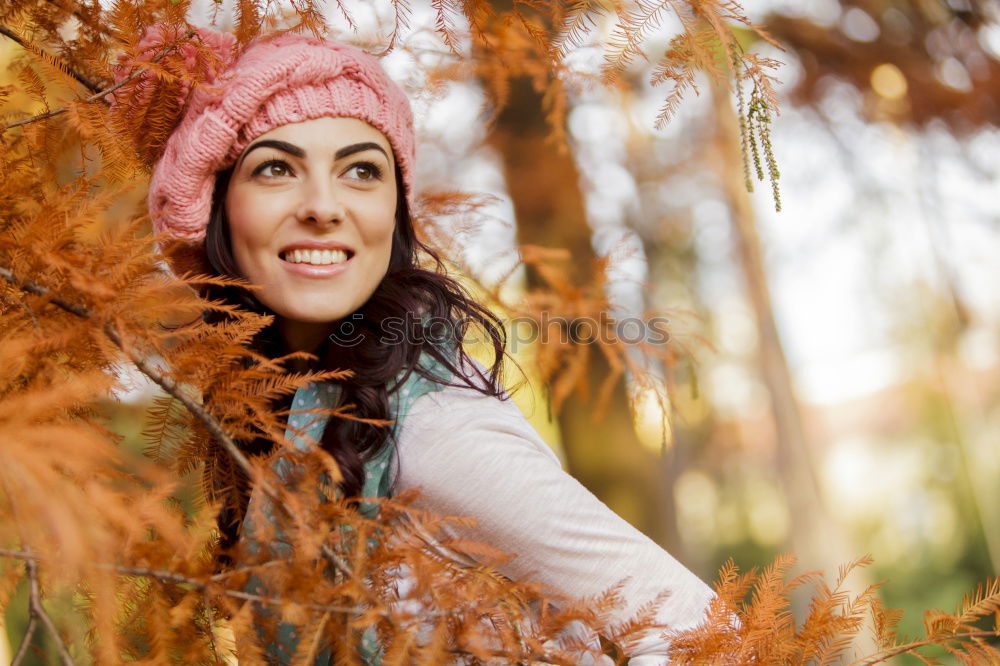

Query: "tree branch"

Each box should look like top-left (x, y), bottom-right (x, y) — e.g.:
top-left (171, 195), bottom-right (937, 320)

top-left (0, 548), bottom-right (405, 619)
top-left (0, 24), bottom-right (103, 94)
top-left (113, 563), bottom-right (371, 616)
top-left (851, 632), bottom-right (1000, 665)
top-left (22, 554), bottom-right (76, 666)
top-left (0, 265), bottom-right (353, 578)
top-left (10, 588), bottom-right (38, 666)
top-left (0, 30), bottom-right (191, 133)
top-left (0, 548), bottom-right (560, 662)
top-left (209, 556), bottom-right (294, 582)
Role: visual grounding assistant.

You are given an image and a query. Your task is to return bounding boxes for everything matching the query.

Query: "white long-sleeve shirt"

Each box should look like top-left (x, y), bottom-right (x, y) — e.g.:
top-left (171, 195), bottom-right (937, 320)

top-left (393, 376), bottom-right (715, 664)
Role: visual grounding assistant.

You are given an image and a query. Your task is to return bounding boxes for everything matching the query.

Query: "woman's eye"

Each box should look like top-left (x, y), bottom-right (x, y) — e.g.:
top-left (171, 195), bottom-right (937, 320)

top-left (347, 161), bottom-right (383, 182)
top-left (252, 160), bottom-right (292, 178)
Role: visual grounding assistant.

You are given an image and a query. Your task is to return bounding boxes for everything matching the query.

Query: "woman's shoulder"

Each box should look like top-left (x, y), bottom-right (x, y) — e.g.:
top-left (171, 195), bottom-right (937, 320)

top-left (413, 337), bottom-right (500, 386)
top-left (408, 354), bottom-right (515, 418)
top-left (396, 354), bottom-right (560, 464)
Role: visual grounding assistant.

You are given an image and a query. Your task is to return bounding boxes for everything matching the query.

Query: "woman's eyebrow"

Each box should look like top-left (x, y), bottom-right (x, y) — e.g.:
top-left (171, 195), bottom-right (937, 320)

top-left (237, 140), bottom-right (389, 167)
top-left (335, 142), bottom-right (389, 162)
top-left (238, 139), bottom-right (305, 167)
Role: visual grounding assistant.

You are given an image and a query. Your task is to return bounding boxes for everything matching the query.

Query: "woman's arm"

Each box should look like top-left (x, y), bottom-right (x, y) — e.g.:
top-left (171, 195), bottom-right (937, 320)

top-left (394, 380), bottom-right (715, 664)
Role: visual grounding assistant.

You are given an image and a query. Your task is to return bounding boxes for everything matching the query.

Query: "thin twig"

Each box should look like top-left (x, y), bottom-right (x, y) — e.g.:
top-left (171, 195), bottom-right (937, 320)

top-left (0, 548), bottom-right (561, 662)
top-left (23, 555), bottom-right (76, 666)
top-left (204, 601), bottom-right (222, 663)
top-left (100, 321), bottom-right (257, 474)
top-left (1, 30), bottom-right (192, 133)
top-left (112, 563), bottom-right (370, 615)
top-left (4, 260), bottom-right (245, 477)
top-left (851, 633), bottom-right (1000, 665)
top-left (0, 23), bottom-right (103, 93)
top-left (20, 299), bottom-right (42, 330)
top-left (10, 582), bottom-right (38, 666)
top-left (100, 322), bottom-right (354, 575)
top-left (209, 556), bottom-right (294, 582)
top-left (0, 266), bottom-right (91, 318)
top-left (0, 288), bottom-right (42, 330)
top-left (0, 265), bottom-right (353, 578)
top-left (3, 100), bottom-right (70, 131)
top-left (0, 487), bottom-right (38, 666)
top-left (0, 548), bottom-right (400, 619)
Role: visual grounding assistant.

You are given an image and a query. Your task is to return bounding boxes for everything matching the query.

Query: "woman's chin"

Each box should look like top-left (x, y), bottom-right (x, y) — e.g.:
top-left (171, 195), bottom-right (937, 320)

top-left (268, 297), bottom-right (357, 325)
top-left (272, 306), bottom-right (351, 329)
top-left (278, 311), bottom-right (351, 326)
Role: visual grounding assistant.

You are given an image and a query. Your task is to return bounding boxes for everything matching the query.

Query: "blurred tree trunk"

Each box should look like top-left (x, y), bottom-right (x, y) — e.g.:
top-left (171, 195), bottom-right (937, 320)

top-left (709, 84), bottom-right (878, 656)
top-left (708, 80), bottom-right (840, 564)
top-left (478, 65), bottom-right (675, 547)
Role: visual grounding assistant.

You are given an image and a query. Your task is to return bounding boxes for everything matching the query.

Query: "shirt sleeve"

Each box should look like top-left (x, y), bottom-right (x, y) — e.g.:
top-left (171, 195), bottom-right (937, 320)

top-left (393, 379), bottom-right (715, 664)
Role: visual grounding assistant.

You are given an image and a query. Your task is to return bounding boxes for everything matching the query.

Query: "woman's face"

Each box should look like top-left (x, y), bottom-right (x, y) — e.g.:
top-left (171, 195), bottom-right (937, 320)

top-left (225, 116), bottom-right (398, 353)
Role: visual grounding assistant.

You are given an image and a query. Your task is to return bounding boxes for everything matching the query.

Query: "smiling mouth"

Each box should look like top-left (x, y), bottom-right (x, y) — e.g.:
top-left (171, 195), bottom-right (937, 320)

top-left (280, 248), bottom-right (354, 265)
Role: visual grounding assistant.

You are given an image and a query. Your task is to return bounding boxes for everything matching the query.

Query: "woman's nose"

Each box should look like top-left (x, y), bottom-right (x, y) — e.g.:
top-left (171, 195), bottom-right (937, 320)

top-left (296, 179), bottom-right (345, 226)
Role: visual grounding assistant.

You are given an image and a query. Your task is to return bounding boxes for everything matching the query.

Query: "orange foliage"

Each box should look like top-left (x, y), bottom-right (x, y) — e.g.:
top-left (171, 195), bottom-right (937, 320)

top-left (1, 0), bottom-right (997, 663)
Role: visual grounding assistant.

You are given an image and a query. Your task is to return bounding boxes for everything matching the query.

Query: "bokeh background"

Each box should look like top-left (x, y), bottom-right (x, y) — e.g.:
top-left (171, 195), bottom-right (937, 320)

top-left (4, 0), bottom-right (1000, 660)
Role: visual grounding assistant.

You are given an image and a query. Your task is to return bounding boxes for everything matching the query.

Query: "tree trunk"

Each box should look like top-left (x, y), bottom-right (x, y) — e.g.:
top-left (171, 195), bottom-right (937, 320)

top-left (709, 84), bottom-right (878, 654)
top-left (711, 83), bottom-right (833, 566)
top-left (482, 72), bottom-right (675, 546)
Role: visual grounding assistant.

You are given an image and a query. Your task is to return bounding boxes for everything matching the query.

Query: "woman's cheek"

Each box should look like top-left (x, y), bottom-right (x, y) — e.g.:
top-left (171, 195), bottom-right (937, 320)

top-left (229, 192), bottom-right (282, 247)
top-left (226, 204), bottom-right (270, 281)
top-left (360, 194), bottom-right (397, 251)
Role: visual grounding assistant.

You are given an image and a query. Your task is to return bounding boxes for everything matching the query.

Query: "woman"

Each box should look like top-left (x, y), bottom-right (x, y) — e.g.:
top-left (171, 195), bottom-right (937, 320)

top-left (146, 30), bottom-right (715, 664)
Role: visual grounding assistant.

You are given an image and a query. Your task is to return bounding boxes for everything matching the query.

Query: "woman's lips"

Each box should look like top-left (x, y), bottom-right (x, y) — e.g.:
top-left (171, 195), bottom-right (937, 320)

top-left (280, 254), bottom-right (353, 278)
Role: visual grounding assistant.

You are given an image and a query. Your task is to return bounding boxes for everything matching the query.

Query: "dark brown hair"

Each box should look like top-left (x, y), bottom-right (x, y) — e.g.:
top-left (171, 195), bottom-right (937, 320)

top-left (203, 163), bottom-right (509, 557)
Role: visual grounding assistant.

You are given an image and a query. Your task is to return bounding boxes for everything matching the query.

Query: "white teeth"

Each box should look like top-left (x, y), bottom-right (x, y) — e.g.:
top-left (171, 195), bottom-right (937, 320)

top-left (284, 248), bottom-right (350, 265)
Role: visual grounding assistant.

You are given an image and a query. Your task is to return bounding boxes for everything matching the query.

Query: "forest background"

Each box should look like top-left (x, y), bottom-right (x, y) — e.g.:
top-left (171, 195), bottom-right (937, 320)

top-left (2, 0), bottom-right (1000, 663)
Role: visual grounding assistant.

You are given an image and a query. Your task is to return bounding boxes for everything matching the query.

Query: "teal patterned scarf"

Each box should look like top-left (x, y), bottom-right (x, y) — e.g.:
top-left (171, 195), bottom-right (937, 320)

top-left (240, 349), bottom-right (458, 664)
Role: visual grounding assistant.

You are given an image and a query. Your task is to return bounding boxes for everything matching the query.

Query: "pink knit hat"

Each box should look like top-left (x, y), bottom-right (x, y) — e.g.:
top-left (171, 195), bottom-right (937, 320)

top-left (145, 31), bottom-right (416, 245)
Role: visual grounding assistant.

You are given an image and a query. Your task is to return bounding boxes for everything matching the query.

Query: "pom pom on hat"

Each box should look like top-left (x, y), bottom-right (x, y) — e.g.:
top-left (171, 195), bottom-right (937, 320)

top-left (109, 24), bottom-right (236, 168)
top-left (146, 31), bottom-right (416, 245)
top-left (109, 24), bottom-right (236, 110)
